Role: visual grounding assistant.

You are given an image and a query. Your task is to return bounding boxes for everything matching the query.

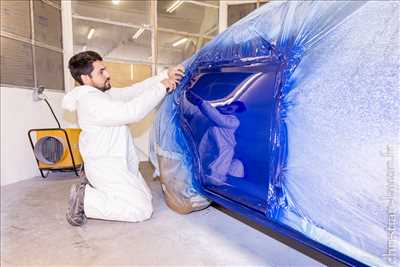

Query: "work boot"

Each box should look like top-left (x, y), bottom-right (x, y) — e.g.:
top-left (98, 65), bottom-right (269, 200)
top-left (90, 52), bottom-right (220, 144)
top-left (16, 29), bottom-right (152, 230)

top-left (80, 172), bottom-right (92, 187)
top-left (79, 165), bottom-right (92, 187)
top-left (66, 183), bottom-right (87, 226)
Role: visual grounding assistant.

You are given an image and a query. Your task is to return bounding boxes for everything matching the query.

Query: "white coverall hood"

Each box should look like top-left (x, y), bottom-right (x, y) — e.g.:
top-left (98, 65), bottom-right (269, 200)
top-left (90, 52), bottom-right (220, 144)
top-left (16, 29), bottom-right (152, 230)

top-left (62, 85), bottom-right (96, 112)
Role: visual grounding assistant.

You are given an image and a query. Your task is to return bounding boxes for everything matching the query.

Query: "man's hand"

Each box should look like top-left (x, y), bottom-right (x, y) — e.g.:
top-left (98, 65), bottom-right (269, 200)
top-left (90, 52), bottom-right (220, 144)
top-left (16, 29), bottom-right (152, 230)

top-left (161, 79), bottom-right (177, 94)
top-left (168, 65), bottom-right (185, 81)
top-left (162, 65), bottom-right (185, 94)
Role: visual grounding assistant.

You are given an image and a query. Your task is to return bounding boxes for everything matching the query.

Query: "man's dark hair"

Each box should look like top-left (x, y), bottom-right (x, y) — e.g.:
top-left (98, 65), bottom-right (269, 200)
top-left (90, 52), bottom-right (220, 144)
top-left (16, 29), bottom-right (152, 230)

top-left (217, 101), bottom-right (246, 114)
top-left (68, 51), bottom-right (103, 85)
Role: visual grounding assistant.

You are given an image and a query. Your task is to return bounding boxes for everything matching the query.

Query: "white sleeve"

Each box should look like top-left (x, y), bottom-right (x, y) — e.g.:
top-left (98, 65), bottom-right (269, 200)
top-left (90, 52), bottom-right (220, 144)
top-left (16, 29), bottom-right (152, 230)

top-left (107, 70), bottom-right (169, 101)
top-left (79, 82), bottom-right (166, 126)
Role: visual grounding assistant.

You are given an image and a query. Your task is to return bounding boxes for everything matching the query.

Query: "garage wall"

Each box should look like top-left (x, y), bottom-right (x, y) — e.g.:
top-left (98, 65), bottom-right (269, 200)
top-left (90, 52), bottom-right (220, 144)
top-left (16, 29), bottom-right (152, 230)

top-left (0, 87), bottom-right (64, 186)
top-left (0, 85), bottom-right (152, 186)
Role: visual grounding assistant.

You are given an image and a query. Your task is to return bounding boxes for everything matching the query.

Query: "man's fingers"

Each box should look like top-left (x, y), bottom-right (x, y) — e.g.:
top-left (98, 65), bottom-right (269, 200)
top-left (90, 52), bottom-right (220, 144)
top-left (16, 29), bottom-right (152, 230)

top-left (167, 80), bottom-right (177, 91)
top-left (171, 80), bottom-right (177, 89)
top-left (171, 65), bottom-right (185, 77)
top-left (174, 71), bottom-right (185, 79)
top-left (171, 70), bottom-right (184, 79)
top-left (162, 76), bottom-right (180, 93)
top-left (175, 65), bottom-right (185, 72)
top-left (170, 76), bottom-right (181, 84)
top-left (174, 68), bottom-right (185, 75)
top-left (174, 76), bottom-right (181, 83)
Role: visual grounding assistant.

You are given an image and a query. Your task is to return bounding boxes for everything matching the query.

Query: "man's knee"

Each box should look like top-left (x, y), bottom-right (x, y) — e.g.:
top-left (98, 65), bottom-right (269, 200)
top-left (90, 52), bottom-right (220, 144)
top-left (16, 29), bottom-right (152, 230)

top-left (135, 200), bottom-right (153, 221)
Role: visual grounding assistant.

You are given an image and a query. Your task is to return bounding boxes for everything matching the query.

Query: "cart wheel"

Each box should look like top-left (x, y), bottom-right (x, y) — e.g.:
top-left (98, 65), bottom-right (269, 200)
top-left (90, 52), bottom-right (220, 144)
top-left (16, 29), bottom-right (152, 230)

top-left (40, 170), bottom-right (50, 178)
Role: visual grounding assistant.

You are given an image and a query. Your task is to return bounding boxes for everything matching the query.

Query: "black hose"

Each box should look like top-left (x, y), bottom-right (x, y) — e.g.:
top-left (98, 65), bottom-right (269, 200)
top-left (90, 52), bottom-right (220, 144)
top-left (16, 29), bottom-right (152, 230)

top-left (44, 98), bottom-right (61, 129)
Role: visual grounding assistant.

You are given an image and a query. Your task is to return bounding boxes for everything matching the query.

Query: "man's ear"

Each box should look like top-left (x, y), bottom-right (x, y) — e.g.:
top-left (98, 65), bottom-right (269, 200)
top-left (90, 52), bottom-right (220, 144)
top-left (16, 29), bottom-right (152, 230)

top-left (80, 74), bottom-right (91, 85)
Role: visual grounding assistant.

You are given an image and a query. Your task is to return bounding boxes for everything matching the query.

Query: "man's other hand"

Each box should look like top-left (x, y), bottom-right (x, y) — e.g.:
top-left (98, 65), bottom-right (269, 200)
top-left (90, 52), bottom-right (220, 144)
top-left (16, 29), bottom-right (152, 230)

top-left (161, 79), bottom-right (177, 94)
top-left (168, 65), bottom-right (185, 81)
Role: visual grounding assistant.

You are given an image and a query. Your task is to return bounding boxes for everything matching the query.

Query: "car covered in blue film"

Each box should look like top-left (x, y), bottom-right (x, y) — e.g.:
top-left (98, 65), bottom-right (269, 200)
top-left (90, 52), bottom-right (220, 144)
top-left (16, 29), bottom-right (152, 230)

top-left (150, 1), bottom-right (399, 266)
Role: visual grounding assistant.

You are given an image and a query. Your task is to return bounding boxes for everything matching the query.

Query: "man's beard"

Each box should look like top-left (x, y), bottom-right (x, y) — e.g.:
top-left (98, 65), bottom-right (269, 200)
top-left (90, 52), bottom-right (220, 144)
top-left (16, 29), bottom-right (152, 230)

top-left (95, 79), bottom-right (111, 92)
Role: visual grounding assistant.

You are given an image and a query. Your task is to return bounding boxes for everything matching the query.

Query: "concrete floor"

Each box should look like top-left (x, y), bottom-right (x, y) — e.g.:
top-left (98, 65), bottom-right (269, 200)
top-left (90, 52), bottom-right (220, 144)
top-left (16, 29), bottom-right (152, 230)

top-left (1, 162), bottom-right (335, 266)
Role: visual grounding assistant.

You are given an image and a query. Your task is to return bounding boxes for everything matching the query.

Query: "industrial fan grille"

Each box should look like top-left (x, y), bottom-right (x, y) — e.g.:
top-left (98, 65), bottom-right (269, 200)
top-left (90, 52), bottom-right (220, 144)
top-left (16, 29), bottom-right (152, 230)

top-left (34, 136), bottom-right (64, 164)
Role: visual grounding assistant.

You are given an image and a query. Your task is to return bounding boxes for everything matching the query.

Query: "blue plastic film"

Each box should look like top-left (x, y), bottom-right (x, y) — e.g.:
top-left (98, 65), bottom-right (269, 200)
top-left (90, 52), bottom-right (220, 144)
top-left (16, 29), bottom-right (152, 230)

top-left (150, 1), bottom-right (399, 265)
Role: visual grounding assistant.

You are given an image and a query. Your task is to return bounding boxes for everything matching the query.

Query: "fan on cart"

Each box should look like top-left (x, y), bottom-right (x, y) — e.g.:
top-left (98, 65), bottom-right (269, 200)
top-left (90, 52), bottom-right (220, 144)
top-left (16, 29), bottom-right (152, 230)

top-left (28, 86), bottom-right (83, 178)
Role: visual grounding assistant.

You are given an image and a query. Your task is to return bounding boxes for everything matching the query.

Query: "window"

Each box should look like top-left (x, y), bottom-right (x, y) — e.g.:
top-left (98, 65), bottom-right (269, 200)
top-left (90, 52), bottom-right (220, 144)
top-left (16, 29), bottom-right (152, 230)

top-left (226, 1), bottom-right (269, 27)
top-left (0, 37), bottom-right (34, 87)
top-left (33, 0), bottom-right (63, 49)
top-left (72, 1), bottom-right (151, 26)
top-left (72, 1), bottom-right (153, 85)
top-left (157, 1), bottom-right (217, 68)
top-left (0, 1), bottom-right (31, 39)
top-left (35, 46), bottom-right (64, 90)
top-left (228, 3), bottom-right (257, 26)
top-left (71, 0), bottom-right (218, 80)
top-left (158, 1), bottom-right (218, 35)
top-left (0, 0), bottom-right (64, 90)
top-left (104, 62), bottom-right (152, 88)
top-left (72, 18), bottom-right (152, 63)
top-left (158, 31), bottom-right (197, 66)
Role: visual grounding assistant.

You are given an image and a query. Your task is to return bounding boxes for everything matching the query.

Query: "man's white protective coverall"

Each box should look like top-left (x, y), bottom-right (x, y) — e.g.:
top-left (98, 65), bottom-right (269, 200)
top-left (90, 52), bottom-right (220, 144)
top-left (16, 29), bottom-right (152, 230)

top-left (62, 72), bottom-right (168, 222)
